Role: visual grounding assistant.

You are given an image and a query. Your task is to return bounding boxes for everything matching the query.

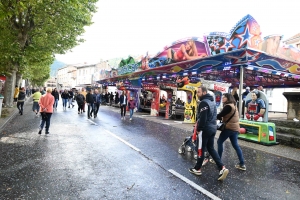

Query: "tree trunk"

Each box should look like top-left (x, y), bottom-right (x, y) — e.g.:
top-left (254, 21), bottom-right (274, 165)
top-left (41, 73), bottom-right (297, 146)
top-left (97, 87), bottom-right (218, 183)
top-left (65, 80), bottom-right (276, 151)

top-left (3, 70), bottom-right (17, 107)
top-left (16, 72), bottom-right (23, 87)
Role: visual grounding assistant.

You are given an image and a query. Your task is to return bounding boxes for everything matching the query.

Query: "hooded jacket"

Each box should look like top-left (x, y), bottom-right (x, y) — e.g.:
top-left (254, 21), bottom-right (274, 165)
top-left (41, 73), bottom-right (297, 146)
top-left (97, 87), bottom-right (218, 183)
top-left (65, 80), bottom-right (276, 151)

top-left (196, 93), bottom-right (217, 133)
top-left (17, 91), bottom-right (26, 102)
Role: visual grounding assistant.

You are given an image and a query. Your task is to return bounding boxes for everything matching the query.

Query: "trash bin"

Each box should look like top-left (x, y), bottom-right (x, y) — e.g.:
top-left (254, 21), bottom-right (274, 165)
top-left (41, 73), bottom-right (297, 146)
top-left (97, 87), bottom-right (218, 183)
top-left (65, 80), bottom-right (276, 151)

top-left (0, 94), bottom-right (4, 117)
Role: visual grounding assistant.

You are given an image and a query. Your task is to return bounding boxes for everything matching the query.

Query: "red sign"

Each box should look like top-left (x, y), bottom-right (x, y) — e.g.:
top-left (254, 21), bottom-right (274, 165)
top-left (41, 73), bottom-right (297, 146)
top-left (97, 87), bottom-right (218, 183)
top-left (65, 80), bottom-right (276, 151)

top-left (214, 84), bottom-right (227, 92)
top-left (165, 102), bottom-right (170, 119)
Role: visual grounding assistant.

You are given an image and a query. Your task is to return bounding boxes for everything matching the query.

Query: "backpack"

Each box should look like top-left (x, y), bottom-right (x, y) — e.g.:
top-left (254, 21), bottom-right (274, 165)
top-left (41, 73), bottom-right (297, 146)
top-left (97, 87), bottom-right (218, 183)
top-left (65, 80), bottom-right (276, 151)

top-left (76, 94), bottom-right (84, 103)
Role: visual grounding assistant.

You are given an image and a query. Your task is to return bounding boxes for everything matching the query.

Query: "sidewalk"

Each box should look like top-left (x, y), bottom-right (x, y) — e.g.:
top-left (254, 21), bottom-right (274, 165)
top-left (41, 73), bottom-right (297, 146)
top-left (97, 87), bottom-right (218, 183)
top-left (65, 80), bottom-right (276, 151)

top-left (0, 97), bottom-right (31, 130)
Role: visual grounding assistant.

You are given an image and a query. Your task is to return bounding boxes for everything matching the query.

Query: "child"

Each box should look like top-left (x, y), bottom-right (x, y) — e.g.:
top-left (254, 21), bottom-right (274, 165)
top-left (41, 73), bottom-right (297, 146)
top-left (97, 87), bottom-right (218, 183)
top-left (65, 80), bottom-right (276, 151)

top-left (128, 96), bottom-right (136, 120)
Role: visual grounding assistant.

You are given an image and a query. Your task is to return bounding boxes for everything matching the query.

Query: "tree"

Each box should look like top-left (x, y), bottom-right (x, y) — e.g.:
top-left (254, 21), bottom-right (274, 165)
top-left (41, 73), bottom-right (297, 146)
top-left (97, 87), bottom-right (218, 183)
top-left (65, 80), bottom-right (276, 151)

top-left (0, 0), bottom-right (98, 106)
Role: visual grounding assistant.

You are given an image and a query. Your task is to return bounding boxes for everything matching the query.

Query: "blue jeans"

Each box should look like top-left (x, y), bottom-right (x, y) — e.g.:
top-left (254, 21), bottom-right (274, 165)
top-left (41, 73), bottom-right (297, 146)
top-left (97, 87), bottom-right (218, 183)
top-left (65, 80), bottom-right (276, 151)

top-left (39, 113), bottom-right (52, 132)
top-left (53, 99), bottom-right (58, 108)
top-left (68, 98), bottom-right (74, 107)
top-left (32, 102), bottom-right (40, 113)
top-left (62, 98), bottom-right (68, 107)
top-left (217, 129), bottom-right (245, 165)
top-left (129, 109), bottom-right (134, 118)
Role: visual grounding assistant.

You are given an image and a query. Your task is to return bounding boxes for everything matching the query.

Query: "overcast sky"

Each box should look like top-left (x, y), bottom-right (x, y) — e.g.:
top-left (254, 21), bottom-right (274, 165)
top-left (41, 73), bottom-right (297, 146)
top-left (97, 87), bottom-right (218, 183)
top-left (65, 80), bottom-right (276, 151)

top-left (54, 0), bottom-right (300, 65)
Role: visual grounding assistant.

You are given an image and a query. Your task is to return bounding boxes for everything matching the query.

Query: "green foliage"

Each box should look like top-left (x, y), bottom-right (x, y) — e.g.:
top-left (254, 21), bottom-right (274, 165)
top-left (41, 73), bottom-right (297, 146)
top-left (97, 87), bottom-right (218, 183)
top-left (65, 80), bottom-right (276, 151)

top-left (0, 0), bottom-right (98, 81)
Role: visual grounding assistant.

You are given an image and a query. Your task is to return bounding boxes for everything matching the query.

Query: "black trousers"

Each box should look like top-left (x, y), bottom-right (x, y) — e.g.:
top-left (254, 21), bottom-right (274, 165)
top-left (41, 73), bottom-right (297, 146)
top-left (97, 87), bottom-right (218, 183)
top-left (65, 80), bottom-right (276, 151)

top-left (87, 103), bottom-right (94, 118)
top-left (120, 104), bottom-right (126, 117)
top-left (17, 102), bottom-right (24, 113)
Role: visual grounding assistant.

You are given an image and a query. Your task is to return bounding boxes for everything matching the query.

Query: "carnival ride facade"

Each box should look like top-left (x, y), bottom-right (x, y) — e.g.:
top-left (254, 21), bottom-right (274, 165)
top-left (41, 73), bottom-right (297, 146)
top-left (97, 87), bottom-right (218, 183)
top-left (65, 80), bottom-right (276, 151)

top-left (98, 14), bottom-right (300, 145)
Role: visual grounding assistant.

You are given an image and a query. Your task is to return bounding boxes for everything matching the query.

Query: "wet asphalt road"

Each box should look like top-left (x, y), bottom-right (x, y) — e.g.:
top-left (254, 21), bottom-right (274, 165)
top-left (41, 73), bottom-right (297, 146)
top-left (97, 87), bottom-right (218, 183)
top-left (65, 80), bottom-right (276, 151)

top-left (0, 101), bottom-right (300, 200)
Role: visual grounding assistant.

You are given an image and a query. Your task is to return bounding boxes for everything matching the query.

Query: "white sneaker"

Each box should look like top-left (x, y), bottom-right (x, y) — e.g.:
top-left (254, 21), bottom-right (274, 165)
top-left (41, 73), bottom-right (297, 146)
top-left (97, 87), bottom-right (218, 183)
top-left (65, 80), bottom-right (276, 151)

top-left (293, 118), bottom-right (299, 122)
top-left (218, 167), bottom-right (229, 181)
top-left (123, 116), bottom-right (125, 120)
top-left (130, 118), bottom-right (132, 121)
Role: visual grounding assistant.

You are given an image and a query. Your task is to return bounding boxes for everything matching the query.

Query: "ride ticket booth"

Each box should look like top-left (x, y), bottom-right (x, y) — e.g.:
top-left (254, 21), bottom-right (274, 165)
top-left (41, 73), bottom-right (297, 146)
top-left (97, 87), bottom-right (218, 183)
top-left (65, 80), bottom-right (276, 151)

top-left (142, 84), bottom-right (160, 116)
top-left (176, 78), bottom-right (200, 123)
top-left (159, 83), bottom-right (177, 119)
top-left (238, 90), bottom-right (278, 145)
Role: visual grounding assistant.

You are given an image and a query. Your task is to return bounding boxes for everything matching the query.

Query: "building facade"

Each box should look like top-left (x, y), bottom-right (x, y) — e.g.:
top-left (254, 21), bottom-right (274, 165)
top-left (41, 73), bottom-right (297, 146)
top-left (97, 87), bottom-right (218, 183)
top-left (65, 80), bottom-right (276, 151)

top-left (283, 33), bottom-right (300, 48)
top-left (57, 65), bottom-right (77, 90)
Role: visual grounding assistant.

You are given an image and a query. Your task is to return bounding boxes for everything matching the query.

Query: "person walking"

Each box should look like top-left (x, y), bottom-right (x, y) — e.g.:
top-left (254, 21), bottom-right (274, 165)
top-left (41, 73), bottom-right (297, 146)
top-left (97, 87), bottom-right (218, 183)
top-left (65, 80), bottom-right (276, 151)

top-left (217, 93), bottom-right (246, 171)
top-left (81, 88), bottom-right (87, 112)
top-left (61, 89), bottom-right (69, 110)
top-left (128, 96), bottom-right (135, 120)
top-left (31, 88), bottom-right (41, 117)
top-left (119, 90), bottom-right (127, 120)
top-left (94, 89), bottom-right (101, 118)
top-left (51, 88), bottom-right (60, 110)
top-left (231, 86), bottom-right (239, 105)
top-left (17, 87), bottom-right (26, 115)
top-left (38, 88), bottom-right (55, 135)
top-left (86, 89), bottom-right (94, 119)
top-left (189, 86), bottom-right (229, 181)
top-left (76, 92), bottom-right (85, 114)
top-left (110, 92), bottom-right (114, 106)
top-left (68, 89), bottom-right (75, 108)
top-left (14, 85), bottom-right (19, 105)
top-left (115, 91), bottom-right (119, 104)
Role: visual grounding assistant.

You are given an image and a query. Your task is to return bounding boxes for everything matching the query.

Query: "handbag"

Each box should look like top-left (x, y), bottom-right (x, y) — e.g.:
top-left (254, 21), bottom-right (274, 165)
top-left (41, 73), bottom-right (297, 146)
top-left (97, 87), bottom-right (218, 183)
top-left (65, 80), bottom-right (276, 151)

top-left (217, 106), bottom-right (236, 131)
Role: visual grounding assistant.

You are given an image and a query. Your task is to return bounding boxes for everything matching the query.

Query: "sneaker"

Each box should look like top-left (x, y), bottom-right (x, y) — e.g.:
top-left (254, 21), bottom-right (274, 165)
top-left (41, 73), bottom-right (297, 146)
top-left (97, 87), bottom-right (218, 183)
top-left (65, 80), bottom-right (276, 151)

top-left (235, 164), bottom-right (246, 171)
top-left (194, 154), bottom-right (198, 160)
top-left (187, 146), bottom-right (192, 152)
top-left (121, 117), bottom-right (123, 120)
top-left (218, 167), bottom-right (229, 181)
top-left (202, 158), bottom-right (209, 166)
top-left (130, 118), bottom-right (132, 121)
top-left (38, 130), bottom-right (42, 135)
top-left (78, 112), bottom-right (80, 114)
top-left (72, 105), bottom-right (74, 108)
top-left (45, 132), bottom-right (49, 134)
top-left (123, 116), bottom-right (125, 120)
top-left (209, 159), bottom-right (216, 164)
top-left (189, 168), bottom-right (202, 176)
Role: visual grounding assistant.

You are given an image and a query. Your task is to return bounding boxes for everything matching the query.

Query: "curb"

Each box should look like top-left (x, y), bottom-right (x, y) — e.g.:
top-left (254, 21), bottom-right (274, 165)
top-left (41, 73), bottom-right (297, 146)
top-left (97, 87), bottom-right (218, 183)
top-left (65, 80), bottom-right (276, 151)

top-left (102, 106), bottom-right (300, 162)
top-left (0, 97), bottom-right (32, 131)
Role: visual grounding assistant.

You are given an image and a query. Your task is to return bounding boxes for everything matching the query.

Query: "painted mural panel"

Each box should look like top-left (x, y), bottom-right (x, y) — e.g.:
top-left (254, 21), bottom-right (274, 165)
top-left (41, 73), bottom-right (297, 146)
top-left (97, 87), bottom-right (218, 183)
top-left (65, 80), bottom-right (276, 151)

top-left (153, 37), bottom-right (208, 64)
top-left (204, 15), bottom-right (263, 56)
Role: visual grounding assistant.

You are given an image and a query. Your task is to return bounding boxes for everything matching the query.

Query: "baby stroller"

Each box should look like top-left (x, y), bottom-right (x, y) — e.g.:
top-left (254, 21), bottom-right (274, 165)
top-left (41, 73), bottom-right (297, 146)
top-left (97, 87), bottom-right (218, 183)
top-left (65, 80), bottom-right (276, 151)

top-left (178, 136), bottom-right (211, 165)
top-left (178, 135), bottom-right (198, 160)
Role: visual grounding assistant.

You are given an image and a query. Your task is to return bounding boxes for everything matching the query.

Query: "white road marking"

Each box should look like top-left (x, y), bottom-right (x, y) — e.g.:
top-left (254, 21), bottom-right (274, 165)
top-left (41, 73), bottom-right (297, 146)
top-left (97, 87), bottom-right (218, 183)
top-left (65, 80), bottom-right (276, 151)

top-left (168, 169), bottom-right (222, 200)
top-left (174, 121), bottom-right (183, 124)
top-left (87, 119), bottom-right (98, 125)
top-left (104, 130), bottom-right (141, 152)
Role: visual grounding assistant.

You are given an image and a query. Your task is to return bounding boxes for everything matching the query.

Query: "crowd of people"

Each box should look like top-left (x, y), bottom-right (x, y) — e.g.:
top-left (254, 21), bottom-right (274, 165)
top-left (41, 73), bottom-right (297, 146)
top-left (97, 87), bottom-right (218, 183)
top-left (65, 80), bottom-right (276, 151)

top-left (12, 84), bottom-right (266, 181)
top-left (13, 87), bottom-right (137, 134)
